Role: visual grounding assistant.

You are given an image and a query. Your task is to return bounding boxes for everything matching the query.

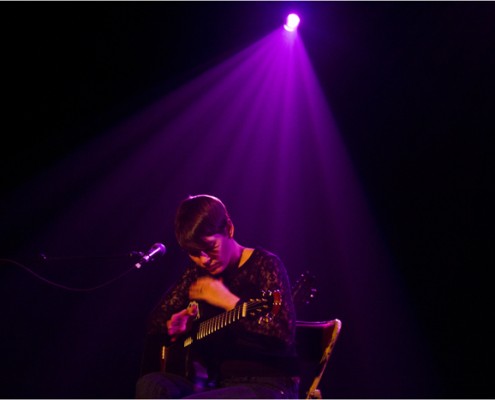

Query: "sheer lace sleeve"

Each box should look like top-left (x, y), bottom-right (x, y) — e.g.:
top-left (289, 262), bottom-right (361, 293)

top-left (229, 249), bottom-right (297, 348)
top-left (146, 265), bottom-right (200, 338)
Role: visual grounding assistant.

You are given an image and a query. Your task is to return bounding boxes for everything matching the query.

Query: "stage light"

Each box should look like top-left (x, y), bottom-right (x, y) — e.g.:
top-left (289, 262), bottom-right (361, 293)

top-left (284, 13), bottom-right (300, 32)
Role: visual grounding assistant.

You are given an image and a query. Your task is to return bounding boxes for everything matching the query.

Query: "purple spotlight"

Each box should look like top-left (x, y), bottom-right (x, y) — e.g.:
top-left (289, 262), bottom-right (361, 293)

top-left (284, 13), bottom-right (300, 32)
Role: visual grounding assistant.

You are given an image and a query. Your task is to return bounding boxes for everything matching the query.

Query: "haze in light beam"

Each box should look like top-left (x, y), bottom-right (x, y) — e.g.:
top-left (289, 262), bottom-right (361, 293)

top-left (5, 24), bottom-right (437, 398)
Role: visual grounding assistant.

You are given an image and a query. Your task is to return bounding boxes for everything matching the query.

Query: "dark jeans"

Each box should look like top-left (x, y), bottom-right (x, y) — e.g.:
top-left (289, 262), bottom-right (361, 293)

top-left (136, 372), bottom-right (300, 399)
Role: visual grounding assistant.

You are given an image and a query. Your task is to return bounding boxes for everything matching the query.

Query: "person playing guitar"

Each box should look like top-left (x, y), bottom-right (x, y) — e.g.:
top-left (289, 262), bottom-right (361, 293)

top-left (136, 194), bottom-right (300, 399)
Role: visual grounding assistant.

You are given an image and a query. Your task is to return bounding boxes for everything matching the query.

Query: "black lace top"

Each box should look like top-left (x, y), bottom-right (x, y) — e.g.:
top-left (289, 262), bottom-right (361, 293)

top-left (146, 247), bottom-right (299, 380)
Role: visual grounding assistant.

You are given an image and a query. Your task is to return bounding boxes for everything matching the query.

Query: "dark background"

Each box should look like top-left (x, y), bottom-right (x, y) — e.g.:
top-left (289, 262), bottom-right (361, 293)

top-left (1, 2), bottom-right (494, 398)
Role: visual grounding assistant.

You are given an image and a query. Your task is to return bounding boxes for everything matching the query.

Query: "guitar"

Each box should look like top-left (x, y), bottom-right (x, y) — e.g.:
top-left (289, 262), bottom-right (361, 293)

top-left (159, 290), bottom-right (281, 377)
top-left (180, 271), bottom-right (316, 350)
top-left (159, 272), bottom-right (316, 377)
top-left (183, 290), bottom-right (281, 347)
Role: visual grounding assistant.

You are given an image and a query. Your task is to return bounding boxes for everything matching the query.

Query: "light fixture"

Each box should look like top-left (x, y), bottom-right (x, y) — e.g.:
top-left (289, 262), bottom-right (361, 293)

top-left (284, 13), bottom-right (300, 32)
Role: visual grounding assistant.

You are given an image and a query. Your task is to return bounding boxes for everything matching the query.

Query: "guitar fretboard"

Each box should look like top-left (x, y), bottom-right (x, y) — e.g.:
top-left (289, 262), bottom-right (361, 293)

top-left (196, 301), bottom-right (246, 340)
top-left (183, 298), bottom-right (272, 347)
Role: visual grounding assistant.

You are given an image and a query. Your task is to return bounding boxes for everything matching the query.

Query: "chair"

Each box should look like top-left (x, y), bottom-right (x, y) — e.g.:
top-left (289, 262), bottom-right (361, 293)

top-left (296, 319), bottom-right (342, 399)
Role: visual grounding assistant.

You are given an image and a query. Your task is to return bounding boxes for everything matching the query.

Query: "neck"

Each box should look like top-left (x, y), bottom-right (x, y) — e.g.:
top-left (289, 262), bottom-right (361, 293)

top-left (231, 241), bottom-right (245, 268)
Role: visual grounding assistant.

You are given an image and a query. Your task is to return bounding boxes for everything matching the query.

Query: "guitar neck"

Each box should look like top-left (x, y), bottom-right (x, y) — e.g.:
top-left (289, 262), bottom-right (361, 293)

top-left (203, 302), bottom-right (245, 337)
top-left (183, 294), bottom-right (278, 347)
top-left (183, 301), bottom-right (246, 347)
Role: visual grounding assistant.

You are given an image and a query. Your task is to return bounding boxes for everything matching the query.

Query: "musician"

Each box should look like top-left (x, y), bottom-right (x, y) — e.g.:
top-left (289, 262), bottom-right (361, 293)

top-left (136, 194), bottom-right (299, 398)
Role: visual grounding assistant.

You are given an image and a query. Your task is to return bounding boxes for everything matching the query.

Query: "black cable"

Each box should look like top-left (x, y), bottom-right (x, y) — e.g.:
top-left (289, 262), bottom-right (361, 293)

top-left (0, 258), bottom-right (136, 292)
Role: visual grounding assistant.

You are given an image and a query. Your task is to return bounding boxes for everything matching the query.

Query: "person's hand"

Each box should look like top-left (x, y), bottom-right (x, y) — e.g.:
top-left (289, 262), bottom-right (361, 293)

top-left (166, 302), bottom-right (198, 341)
top-left (189, 276), bottom-right (239, 310)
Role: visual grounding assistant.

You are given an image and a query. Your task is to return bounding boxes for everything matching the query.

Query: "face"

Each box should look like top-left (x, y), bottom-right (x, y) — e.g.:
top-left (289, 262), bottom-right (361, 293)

top-left (187, 233), bottom-right (234, 275)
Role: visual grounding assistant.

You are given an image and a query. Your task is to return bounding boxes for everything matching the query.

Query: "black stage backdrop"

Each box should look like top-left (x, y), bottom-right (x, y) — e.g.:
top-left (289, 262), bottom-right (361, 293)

top-left (1, 2), bottom-right (493, 398)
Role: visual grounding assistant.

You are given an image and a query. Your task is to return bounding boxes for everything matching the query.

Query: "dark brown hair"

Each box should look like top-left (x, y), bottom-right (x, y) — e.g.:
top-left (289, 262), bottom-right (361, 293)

top-left (174, 194), bottom-right (231, 252)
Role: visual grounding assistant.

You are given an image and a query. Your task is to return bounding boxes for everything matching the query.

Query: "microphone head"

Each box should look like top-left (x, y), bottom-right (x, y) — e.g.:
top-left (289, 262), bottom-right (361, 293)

top-left (152, 242), bottom-right (167, 256)
top-left (134, 243), bottom-right (167, 269)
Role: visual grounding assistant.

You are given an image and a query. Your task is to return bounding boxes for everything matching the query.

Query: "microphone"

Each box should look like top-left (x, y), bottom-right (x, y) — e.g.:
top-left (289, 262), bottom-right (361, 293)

top-left (134, 243), bottom-right (166, 269)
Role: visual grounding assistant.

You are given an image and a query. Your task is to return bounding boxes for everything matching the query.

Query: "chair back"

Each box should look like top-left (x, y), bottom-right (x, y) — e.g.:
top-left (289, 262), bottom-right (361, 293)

top-left (296, 319), bottom-right (342, 399)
